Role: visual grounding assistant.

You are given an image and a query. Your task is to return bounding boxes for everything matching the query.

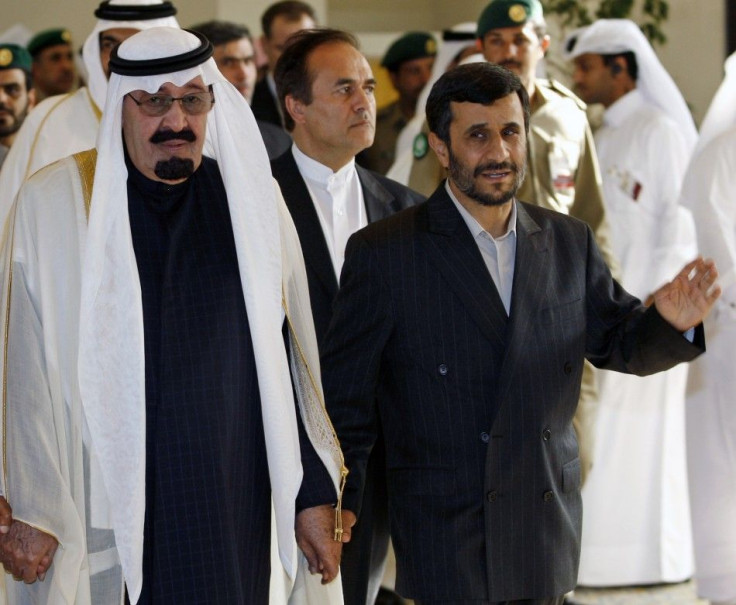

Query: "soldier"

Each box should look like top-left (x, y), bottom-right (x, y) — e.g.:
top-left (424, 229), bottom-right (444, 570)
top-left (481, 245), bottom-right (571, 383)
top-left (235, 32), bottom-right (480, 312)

top-left (0, 44), bottom-right (35, 168)
top-left (358, 31), bottom-right (436, 175)
top-left (26, 28), bottom-right (76, 101)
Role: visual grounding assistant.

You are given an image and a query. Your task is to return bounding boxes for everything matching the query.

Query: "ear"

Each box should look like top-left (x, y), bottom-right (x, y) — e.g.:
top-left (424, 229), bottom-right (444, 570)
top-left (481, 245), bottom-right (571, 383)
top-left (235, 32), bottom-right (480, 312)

top-left (284, 94), bottom-right (307, 126)
top-left (539, 34), bottom-right (551, 56)
top-left (428, 131), bottom-right (450, 169)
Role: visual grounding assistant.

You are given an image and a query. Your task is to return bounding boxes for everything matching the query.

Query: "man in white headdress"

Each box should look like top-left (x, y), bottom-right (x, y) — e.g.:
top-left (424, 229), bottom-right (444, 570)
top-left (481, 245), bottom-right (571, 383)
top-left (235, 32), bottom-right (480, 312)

top-left (679, 50), bottom-right (736, 605)
top-left (565, 18), bottom-right (698, 587)
top-left (0, 0), bottom-right (180, 230)
top-left (0, 26), bottom-right (346, 604)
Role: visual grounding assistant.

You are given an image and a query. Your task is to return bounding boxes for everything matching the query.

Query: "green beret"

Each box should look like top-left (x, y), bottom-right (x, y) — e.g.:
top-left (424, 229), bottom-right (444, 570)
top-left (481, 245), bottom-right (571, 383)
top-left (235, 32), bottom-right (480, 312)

top-left (381, 32), bottom-right (437, 71)
top-left (27, 28), bottom-right (73, 58)
top-left (0, 44), bottom-right (32, 73)
top-left (477, 0), bottom-right (543, 38)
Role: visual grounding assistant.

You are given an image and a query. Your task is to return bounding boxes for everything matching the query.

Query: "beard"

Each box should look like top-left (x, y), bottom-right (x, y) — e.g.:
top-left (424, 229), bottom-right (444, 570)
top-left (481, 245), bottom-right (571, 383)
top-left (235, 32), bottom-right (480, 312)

top-left (448, 145), bottom-right (525, 207)
top-left (0, 102), bottom-right (29, 138)
top-left (154, 157), bottom-right (195, 180)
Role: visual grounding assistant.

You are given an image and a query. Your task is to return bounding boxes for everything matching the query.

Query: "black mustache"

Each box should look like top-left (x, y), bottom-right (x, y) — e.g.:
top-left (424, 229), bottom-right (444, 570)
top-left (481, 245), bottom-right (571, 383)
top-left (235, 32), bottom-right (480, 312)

top-left (149, 129), bottom-right (196, 144)
top-left (500, 60), bottom-right (522, 70)
top-left (473, 161), bottom-right (516, 177)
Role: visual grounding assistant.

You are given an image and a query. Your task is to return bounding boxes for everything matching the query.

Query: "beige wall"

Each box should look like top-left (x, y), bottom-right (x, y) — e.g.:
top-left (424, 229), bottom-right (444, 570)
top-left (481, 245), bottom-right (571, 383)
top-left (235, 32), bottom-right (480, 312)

top-left (1, 0), bottom-right (727, 124)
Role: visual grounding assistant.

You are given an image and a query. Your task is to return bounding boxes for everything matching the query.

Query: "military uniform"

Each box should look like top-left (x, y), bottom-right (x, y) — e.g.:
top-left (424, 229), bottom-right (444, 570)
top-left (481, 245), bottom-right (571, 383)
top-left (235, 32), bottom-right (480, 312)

top-left (358, 101), bottom-right (407, 175)
top-left (406, 78), bottom-right (617, 483)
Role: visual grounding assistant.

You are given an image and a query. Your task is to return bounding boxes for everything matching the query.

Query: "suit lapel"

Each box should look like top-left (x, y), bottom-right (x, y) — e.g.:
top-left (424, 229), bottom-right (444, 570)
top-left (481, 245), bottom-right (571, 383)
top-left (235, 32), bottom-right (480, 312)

top-left (356, 165), bottom-right (400, 222)
top-left (272, 151), bottom-right (339, 298)
top-left (496, 203), bottom-right (550, 405)
top-left (421, 187), bottom-right (509, 345)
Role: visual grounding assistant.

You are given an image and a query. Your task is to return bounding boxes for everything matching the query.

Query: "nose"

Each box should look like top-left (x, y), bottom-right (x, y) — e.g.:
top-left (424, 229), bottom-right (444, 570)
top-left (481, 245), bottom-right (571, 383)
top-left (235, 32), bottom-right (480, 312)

top-left (485, 132), bottom-right (510, 163)
top-left (160, 99), bottom-right (189, 131)
top-left (352, 87), bottom-right (373, 113)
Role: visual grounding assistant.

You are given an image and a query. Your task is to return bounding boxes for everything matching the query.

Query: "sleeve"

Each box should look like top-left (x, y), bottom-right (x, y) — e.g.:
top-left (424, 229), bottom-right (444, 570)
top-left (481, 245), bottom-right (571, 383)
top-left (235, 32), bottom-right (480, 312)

top-left (582, 223), bottom-right (704, 374)
top-left (319, 231), bottom-right (394, 517)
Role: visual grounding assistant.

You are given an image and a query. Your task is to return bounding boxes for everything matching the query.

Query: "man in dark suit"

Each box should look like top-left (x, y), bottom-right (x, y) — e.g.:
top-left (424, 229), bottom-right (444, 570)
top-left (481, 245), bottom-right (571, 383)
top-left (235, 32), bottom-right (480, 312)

top-left (253, 0), bottom-right (316, 127)
top-left (321, 62), bottom-right (720, 604)
top-left (272, 28), bottom-right (424, 605)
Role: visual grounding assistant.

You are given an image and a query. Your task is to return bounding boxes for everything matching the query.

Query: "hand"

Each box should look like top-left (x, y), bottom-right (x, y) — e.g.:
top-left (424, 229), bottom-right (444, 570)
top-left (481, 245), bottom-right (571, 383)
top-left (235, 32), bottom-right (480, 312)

top-left (0, 520), bottom-right (58, 583)
top-left (0, 496), bottom-right (11, 534)
top-left (295, 504), bottom-right (346, 584)
top-left (653, 257), bottom-right (721, 331)
top-left (338, 509), bottom-right (357, 544)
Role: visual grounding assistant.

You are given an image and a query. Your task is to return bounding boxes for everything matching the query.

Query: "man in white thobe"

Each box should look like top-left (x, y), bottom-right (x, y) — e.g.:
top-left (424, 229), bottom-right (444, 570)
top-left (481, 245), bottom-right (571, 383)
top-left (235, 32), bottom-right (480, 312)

top-left (0, 27), bottom-right (346, 604)
top-left (679, 50), bottom-right (736, 605)
top-left (565, 19), bottom-right (698, 586)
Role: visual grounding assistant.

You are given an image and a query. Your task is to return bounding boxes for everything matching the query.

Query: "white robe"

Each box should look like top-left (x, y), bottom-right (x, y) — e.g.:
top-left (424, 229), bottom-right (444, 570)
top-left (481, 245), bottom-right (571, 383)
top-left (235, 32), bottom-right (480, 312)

top-left (680, 128), bottom-right (736, 603)
top-left (0, 155), bottom-right (344, 604)
top-left (578, 90), bottom-right (696, 586)
top-left (0, 87), bottom-right (99, 231)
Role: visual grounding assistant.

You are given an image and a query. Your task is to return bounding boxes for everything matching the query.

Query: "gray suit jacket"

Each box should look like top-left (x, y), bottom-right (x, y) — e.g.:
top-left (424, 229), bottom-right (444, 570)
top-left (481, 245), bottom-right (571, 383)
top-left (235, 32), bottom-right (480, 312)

top-left (320, 184), bottom-right (705, 601)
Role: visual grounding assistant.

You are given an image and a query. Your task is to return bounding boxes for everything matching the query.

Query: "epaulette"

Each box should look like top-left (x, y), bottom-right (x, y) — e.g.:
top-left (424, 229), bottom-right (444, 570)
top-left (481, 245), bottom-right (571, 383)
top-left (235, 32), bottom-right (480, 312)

top-left (544, 78), bottom-right (587, 111)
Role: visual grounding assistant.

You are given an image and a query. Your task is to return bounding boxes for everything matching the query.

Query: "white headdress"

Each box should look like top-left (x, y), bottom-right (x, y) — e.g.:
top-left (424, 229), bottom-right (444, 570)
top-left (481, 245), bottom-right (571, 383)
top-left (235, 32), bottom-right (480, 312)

top-left (82, 0), bottom-right (180, 111)
top-left (78, 27), bottom-right (328, 601)
top-left (694, 50), bottom-right (736, 155)
top-left (564, 18), bottom-right (697, 151)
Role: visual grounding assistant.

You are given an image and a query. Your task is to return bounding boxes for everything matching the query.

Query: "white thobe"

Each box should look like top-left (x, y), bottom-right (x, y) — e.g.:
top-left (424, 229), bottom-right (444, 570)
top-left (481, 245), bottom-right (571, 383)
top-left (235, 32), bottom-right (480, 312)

top-left (0, 156), bottom-right (344, 604)
top-left (578, 90), bottom-right (697, 586)
top-left (680, 127), bottom-right (736, 603)
top-left (0, 87), bottom-right (100, 231)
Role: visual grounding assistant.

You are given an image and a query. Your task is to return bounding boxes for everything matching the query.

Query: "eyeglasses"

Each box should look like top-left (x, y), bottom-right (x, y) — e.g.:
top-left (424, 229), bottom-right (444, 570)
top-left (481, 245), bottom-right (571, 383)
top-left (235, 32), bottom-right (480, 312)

top-left (126, 89), bottom-right (215, 117)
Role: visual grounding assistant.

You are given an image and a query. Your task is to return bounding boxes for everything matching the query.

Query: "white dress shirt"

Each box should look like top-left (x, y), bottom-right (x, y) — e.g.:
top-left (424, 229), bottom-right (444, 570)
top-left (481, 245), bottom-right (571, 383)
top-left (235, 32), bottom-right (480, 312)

top-left (292, 143), bottom-right (368, 278)
top-left (446, 181), bottom-right (517, 315)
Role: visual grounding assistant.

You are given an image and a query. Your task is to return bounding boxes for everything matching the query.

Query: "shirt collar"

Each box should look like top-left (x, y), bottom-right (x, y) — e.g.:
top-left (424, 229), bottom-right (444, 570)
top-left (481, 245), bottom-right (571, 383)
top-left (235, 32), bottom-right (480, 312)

top-left (445, 180), bottom-right (517, 241)
top-left (292, 143), bottom-right (356, 189)
top-left (603, 88), bottom-right (644, 128)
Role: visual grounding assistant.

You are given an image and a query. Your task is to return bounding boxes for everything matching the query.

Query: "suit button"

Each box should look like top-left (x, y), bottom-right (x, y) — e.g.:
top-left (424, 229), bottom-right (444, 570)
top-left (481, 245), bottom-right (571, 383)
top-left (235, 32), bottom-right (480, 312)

top-left (542, 428), bottom-right (551, 441)
top-left (438, 364), bottom-right (448, 376)
top-left (563, 362), bottom-right (572, 375)
top-left (480, 431), bottom-right (490, 443)
top-left (543, 490), bottom-right (554, 502)
top-left (487, 490), bottom-right (498, 503)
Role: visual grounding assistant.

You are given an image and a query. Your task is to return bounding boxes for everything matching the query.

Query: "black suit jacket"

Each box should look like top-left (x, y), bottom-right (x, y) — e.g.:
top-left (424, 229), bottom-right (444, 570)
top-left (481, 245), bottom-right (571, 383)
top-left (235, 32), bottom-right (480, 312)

top-left (271, 149), bottom-right (424, 345)
top-left (252, 78), bottom-right (282, 128)
top-left (320, 184), bottom-right (705, 601)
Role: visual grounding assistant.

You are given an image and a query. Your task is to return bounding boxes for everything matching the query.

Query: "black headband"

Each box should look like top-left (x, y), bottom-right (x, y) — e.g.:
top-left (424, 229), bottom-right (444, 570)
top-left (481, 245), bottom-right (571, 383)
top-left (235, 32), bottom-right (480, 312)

top-left (94, 1), bottom-right (177, 21)
top-left (109, 29), bottom-right (212, 76)
top-left (442, 30), bottom-right (476, 42)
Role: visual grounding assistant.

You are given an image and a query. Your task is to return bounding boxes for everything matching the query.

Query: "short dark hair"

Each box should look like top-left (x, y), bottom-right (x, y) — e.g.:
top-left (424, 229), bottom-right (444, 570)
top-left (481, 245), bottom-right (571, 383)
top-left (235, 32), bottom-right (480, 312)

top-left (602, 51), bottom-right (638, 81)
top-left (426, 62), bottom-right (530, 145)
top-left (261, 1), bottom-right (316, 39)
top-left (274, 28), bottom-right (359, 132)
top-left (190, 20), bottom-right (252, 47)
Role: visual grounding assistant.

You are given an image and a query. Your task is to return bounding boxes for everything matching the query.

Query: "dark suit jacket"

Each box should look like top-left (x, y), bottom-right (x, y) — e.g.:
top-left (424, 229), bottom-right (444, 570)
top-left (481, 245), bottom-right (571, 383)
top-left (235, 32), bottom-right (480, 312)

top-left (256, 120), bottom-right (291, 160)
top-left (271, 149), bottom-right (425, 345)
top-left (252, 78), bottom-right (282, 128)
top-left (320, 184), bottom-right (705, 602)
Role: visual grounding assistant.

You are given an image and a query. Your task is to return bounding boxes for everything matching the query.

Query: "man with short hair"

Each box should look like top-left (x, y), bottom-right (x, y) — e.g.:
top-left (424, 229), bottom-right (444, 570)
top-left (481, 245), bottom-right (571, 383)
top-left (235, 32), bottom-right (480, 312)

top-left (0, 0), bottom-right (180, 228)
top-left (26, 28), bottom-right (76, 101)
top-left (0, 44), bottom-right (35, 168)
top-left (321, 61), bottom-right (718, 604)
top-left (359, 31), bottom-right (436, 175)
top-left (0, 26), bottom-right (345, 604)
top-left (565, 18), bottom-right (699, 587)
top-left (191, 19), bottom-right (291, 159)
top-left (253, 0), bottom-right (316, 127)
top-left (272, 28), bottom-right (424, 605)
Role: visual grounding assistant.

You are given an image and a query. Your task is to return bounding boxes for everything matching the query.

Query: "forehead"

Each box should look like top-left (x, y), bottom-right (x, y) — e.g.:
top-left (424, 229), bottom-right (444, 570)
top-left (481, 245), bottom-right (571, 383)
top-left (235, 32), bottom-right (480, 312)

top-left (100, 28), bottom-right (140, 42)
top-left (397, 55), bottom-right (435, 73)
top-left (38, 44), bottom-right (72, 59)
top-left (308, 42), bottom-right (370, 79)
top-left (483, 22), bottom-right (538, 42)
top-left (132, 76), bottom-right (207, 96)
top-left (449, 94), bottom-right (523, 127)
top-left (270, 14), bottom-right (314, 40)
top-left (0, 68), bottom-right (26, 85)
top-left (573, 53), bottom-right (604, 67)
top-left (215, 37), bottom-right (254, 57)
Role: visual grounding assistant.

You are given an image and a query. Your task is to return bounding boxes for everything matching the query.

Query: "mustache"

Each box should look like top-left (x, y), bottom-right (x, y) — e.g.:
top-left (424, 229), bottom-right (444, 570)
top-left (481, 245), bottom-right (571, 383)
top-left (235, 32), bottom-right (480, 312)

top-left (500, 60), bottom-right (522, 70)
top-left (473, 161), bottom-right (517, 177)
top-left (149, 129), bottom-right (196, 144)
